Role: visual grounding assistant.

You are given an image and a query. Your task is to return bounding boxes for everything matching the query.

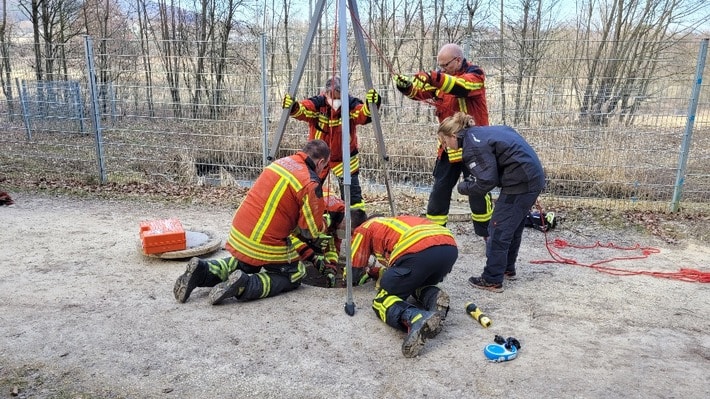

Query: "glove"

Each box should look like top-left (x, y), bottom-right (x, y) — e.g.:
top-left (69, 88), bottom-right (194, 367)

top-left (312, 233), bottom-right (332, 252)
top-left (414, 71), bottom-right (431, 85)
top-left (392, 74), bottom-right (412, 92)
top-left (313, 256), bottom-right (338, 288)
top-left (428, 70), bottom-right (444, 85)
top-left (282, 93), bottom-right (296, 111)
top-left (365, 89), bottom-right (381, 105)
top-left (343, 267), bottom-right (372, 286)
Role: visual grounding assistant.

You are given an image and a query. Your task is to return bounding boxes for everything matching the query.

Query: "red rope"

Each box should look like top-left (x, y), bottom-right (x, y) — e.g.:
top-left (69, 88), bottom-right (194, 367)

top-left (530, 202), bottom-right (710, 283)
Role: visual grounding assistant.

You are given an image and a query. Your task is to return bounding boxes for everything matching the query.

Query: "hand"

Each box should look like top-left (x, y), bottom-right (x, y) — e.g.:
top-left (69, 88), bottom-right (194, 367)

top-left (344, 267), bottom-right (372, 286)
top-left (414, 71), bottom-right (431, 85)
top-left (312, 233), bottom-right (332, 252)
top-left (428, 70), bottom-right (444, 85)
top-left (282, 93), bottom-right (295, 110)
top-left (365, 89), bottom-right (380, 105)
top-left (392, 74), bottom-right (412, 92)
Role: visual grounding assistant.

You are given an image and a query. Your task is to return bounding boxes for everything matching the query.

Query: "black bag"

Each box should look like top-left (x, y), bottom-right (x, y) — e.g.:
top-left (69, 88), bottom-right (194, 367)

top-left (525, 211), bottom-right (556, 232)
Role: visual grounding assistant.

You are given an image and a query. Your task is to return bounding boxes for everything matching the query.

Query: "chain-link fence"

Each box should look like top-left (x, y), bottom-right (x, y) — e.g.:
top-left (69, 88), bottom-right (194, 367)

top-left (0, 33), bottom-right (708, 212)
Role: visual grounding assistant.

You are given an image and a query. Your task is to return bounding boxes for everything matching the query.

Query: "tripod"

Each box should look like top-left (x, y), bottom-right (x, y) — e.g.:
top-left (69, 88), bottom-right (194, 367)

top-left (267, 0), bottom-right (395, 315)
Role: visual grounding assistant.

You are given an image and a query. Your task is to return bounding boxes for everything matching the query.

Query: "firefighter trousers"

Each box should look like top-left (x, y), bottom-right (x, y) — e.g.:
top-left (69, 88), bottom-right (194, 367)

top-left (372, 245), bottom-right (458, 330)
top-left (204, 257), bottom-right (306, 300)
top-left (426, 154), bottom-right (492, 235)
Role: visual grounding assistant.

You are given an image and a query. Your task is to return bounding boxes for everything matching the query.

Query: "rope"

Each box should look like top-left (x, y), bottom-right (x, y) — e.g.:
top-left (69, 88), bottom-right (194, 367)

top-left (530, 201), bottom-right (710, 283)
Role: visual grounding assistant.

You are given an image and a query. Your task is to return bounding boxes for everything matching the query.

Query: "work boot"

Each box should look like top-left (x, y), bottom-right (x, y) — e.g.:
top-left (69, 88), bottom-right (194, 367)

top-left (415, 286), bottom-right (450, 335)
top-left (208, 271), bottom-right (249, 305)
top-left (174, 257), bottom-right (207, 303)
top-left (401, 308), bottom-right (442, 358)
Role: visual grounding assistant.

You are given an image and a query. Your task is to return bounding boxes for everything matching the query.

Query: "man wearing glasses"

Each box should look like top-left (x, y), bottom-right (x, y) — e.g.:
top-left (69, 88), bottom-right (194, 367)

top-left (394, 43), bottom-right (491, 241)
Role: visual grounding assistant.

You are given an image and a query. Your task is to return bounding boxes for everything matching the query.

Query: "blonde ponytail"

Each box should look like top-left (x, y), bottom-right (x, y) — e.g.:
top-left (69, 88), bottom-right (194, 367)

top-left (438, 112), bottom-right (474, 138)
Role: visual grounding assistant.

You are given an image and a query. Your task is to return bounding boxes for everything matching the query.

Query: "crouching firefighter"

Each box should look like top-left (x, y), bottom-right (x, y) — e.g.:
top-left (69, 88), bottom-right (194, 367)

top-left (347, 215), bottom-right (458, 357)
top-left (173, 140), bottom-right (331, 305)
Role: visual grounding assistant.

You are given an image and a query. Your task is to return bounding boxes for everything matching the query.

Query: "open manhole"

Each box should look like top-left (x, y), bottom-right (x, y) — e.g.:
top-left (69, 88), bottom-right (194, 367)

top-left (301, 260), bottom-right (347, 288)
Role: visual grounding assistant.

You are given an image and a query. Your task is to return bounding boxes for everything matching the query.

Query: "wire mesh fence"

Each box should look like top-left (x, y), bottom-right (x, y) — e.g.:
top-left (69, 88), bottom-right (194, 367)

top-left (0, 33), bottom-right (708, 212)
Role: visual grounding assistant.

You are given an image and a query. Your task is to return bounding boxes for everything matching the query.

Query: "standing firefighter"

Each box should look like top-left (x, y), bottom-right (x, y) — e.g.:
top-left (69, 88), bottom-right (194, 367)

top-left (394, 43), bottom-right (492, 239)
top-left (173, 140), bottom-right (332, 304)
top-left (438, 113), bottom-right (546, 292)
top-left (348, 215), bottom-right (458, 357)
top-left (282, 76), bottom-right (381, 212)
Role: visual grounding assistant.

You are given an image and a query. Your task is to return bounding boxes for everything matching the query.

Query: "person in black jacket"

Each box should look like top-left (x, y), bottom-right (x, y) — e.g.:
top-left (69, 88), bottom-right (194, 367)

top-left (437, 112), bottom-right (545, 292)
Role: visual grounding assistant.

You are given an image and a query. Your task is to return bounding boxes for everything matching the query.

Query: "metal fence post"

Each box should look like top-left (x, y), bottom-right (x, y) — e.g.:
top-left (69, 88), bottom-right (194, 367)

top-left (670, 38), bottom-right (708, 212)
top-left (260, 32), bottom-right (269, 167)
top-left (15, 78), bottom-right (32, 140)
top-left (83, 35), bottom-right (107, 184)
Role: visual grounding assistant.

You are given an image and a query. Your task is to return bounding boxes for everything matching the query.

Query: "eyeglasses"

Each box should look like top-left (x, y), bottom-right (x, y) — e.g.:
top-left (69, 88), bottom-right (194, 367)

top-left (437, 56), bottom-right (459, 70)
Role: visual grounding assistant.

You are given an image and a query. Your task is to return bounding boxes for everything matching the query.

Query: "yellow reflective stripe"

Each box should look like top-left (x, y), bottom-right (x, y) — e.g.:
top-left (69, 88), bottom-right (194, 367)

top-left (317, 114), bottom-right (342, 127)
top-left (207, 257), bottom-right (238, 281)
top-left (373, 289), bottom-right (403, 321)
top-left (447, 147), bottom-right (462, 162)
top-left (440, 74), bottom-right (455, 92)
top-left (291, 261), bottom-right (306, 283)
top-left (458, 97), bottom-right (467, 113)
top-left (291, 103), bottom-right (306, 117)
top-left (351, 233), bottom-right (365, 260)
top-left (269, 162), bottom-right (304, 191)
top-left (471, 197), bottom-right (493, 221)
top-left (390, 224), bottom-right (454, 260)
top-left (426, 214), bottom-right (448, 226)
top-left (251, 177), bottom-right (288, 241)
top-left (350, 201), bottom-right (366, 211)
top-left (256, 272), bottom-right (270, 298)
top-left (227, 228), bottom-right (296, 262)
top-left (301, 196), bottom-right (320, 237)
top-left (331, 154), bottom-right (360, 177)
top-left (302, 108), bottom-right (320, 119)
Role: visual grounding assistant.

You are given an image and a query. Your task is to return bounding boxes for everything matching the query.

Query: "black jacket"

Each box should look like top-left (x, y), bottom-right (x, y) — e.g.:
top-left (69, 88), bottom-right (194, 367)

top-left (457, 125), bottom-right (545, 196)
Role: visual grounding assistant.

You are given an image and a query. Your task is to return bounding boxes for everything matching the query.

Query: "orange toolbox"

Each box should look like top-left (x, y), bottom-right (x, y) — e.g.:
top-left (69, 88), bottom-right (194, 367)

top-left (139, 218), bottom-right (187, 254)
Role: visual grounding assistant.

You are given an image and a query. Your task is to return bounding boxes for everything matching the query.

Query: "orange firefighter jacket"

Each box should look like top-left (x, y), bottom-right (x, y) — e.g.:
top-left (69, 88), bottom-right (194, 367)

top-left (225, 151), bottom-right (327, 266)
top-left (350, 216), bottom-right (457, 270)
top-left (403, 59), bottom-right (489, 162)
top-left (289, 95), bottom-right (373, 177)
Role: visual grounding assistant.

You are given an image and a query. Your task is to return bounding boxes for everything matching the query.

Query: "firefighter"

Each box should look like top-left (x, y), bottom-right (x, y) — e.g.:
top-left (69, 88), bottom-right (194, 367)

top-left (438, 112), bottom-right (545, 292)
top-left (282, 76), bottom-right (381, 212)
top-left (173, 140), bottom-right (332, 305)
top-left (393, 43), bottom-right (492, 240)
top-left (291, 191), bottom-right (368, 288)
top-left (348, 215), bottom-right (458, 358)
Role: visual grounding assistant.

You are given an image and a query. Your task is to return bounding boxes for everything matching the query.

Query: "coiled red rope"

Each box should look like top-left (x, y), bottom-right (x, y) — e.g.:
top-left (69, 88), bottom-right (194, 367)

top-left (531, 203), bottom-right (710, 283)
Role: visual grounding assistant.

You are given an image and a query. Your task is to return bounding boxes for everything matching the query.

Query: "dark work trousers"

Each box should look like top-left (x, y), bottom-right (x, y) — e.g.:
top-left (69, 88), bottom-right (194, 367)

top-left (482, 191), bottom-right (541, 283)
top-left (337, 170), bottom-right (364, 210)
top-left (427, 152), bottom-right (492, 236)
top-left (374, 245), bottom-right (458, 330)
top-left (205, 258), bottom-right (305, 300)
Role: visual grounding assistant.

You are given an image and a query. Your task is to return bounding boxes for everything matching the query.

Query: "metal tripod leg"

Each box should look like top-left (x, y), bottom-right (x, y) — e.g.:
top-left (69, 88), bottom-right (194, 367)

top-left (267, 0), bottom-right (327, 162)
top-left (348, 0), bottom-right (397, 217)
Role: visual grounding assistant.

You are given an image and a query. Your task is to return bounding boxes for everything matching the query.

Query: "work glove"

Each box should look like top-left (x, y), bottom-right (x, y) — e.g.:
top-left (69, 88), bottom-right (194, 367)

top-left (365, 89), bottom-right (381, 105)
top-left (313, 255), bottom-right (338, 288)
top-left (392, 74), bottom-right (412, 93)
top-left (312, 233), bottom-right (332, 252)
top-left (282, 93), bottom-right (296, 111)
top-left (343, 266), bottom-right (372, 287)
top-left (414, 71), bottom-right (431, 85)
top-left (428, 70), bottom-right (444, 86)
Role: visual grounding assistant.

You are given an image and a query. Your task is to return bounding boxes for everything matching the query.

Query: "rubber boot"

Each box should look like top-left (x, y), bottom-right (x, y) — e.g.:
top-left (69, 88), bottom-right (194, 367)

top-left (208, 271), bottom-right (249, 305)
top-left (415, 286), bottom-right (450, 336)
top-left (401, 308), bottom-right (442, 358)
top-left (174, 257), bottom-right (210, 303)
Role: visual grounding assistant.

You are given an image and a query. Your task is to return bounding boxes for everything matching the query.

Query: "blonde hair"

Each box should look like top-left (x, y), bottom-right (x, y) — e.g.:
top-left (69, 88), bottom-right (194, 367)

top-left (438, 112), bottom-right (475, 138)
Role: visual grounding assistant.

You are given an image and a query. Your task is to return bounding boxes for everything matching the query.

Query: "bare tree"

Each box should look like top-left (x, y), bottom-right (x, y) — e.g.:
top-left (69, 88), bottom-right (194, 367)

top-left (0, 0), bottom-right (14, 119)
top-left (577, 0), bottom-right (709, 126)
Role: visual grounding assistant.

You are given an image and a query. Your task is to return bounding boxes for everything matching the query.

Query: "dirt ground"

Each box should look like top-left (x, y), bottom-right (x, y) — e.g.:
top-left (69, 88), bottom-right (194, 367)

top-left (1, 192), bottom-right (709, 399)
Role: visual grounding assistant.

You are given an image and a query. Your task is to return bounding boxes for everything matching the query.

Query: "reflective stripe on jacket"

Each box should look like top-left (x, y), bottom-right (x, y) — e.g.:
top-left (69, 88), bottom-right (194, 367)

top-left (226, 151), bottom-right (326, 266)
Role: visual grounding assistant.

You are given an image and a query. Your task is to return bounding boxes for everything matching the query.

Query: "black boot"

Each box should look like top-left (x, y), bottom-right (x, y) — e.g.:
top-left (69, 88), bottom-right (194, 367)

top-left (415, 286), bottom-right (450, 336)
top-left (174, 257), bottom-right (208, 303)
top-left (208, 271), bottom-right (250, 305)
top-left (401, 308), bottom-right (442, 358)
